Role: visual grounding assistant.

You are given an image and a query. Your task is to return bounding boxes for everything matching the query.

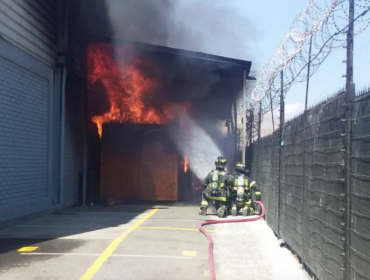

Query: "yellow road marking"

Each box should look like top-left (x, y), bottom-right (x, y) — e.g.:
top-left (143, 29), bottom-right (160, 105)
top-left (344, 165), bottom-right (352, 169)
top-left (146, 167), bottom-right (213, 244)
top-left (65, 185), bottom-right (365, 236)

top-left (18, 247), bottom-right (38, 252)
top-left (182, 250), bottom-right (197, 257)
top-left (79, 209), bottom-right (158, 280)
top-left (15, 225), bottom-right (216, 232)
top-left (138, 226), bottom-right (216, 232)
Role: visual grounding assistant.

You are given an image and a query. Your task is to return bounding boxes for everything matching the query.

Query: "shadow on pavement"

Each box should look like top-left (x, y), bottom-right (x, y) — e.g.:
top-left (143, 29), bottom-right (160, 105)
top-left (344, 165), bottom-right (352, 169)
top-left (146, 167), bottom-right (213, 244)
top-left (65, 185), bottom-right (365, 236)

top-left (0, 203), bottom-right (163, 260)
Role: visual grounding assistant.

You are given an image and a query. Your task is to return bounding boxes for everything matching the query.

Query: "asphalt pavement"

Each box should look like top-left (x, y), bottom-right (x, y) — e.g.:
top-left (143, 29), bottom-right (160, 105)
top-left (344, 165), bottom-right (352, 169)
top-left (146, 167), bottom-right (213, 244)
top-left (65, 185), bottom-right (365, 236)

top-left (0, 205), bottom-right (309, 280)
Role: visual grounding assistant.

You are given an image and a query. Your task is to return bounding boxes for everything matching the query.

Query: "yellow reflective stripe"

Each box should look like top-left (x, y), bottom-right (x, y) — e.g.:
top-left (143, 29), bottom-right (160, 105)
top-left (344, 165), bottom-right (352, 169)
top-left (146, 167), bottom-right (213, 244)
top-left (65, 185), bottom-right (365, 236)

top-left (220, 183), bottom-right (225, 187)
top-left (244, 179), bottom-right (248, 186)
top-left (207, 195), bottom-right (227, 202)
top-left (250, 181), bottom-right (256, 187)
top-left (255, 191), bottom-right (261, 195)
top-left (201, 201), bottom-right (208, 207)
top-left (233, 187), bottom-right (237, 191)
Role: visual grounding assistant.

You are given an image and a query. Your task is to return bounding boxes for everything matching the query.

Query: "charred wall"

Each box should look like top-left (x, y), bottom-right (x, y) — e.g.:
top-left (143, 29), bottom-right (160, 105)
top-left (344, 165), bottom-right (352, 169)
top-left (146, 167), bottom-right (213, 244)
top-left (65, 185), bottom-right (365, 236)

top-left (100, 124), bottom-right (179, 202)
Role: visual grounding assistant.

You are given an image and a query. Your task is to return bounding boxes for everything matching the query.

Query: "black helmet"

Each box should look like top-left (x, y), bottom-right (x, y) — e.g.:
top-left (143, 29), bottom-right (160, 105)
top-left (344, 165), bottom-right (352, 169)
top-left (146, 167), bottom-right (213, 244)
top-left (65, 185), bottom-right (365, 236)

top-left (235, 162), bottom-right (247, 174)
top-left (215, 156), bottom-right (227, 170)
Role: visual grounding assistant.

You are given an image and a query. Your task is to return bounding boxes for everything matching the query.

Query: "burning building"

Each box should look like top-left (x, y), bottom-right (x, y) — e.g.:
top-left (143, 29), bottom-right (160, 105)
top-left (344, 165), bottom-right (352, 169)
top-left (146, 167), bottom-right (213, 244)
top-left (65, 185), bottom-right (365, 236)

top-left (87, 40), bottom-right (251, 203)
top-left (0, 0), bottom-right (252, 225)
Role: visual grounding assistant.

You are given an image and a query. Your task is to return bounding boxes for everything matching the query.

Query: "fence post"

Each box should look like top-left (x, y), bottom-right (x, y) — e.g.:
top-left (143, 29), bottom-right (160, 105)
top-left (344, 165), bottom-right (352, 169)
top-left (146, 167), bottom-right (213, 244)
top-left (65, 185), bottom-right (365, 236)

top-left (302, 109), bottom-right (308, 267)
top-left (301, 37), bottom-right (312, 267)
top-left (344, 1), bottom-right (355, 279)
top-left (277, 70), bottom-right (285, 238)
top-left (256, 101), bottom-right (262, 181)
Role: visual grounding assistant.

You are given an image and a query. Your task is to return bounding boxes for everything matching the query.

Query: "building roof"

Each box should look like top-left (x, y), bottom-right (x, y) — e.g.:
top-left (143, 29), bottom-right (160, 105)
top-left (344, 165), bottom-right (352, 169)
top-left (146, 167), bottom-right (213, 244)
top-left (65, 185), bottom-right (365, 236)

top-left (90, 36), bottom-right (252, 71)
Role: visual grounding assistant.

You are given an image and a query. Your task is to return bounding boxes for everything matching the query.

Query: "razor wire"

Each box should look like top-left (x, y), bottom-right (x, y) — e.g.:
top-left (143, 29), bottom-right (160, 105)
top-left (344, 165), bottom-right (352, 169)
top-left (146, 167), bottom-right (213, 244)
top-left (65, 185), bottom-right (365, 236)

top-left (247, 0), bottom-right (370, 116)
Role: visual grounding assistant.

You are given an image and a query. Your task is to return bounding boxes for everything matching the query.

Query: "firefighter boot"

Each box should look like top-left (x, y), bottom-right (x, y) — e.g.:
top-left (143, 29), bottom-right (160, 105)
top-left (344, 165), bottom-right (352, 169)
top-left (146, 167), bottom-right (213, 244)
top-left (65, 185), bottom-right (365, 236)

top-left (242, 199), bottom-right (253, 216)
top-left (199, 200), bottom-right (208, 216)
top-left (231, 205), bottom-right (238, 216)
top-left (211, 201), bottom-right (217, 214)
top-left (217, 205), bottom-right (227, 218)
top-left (241, 206), bottom-right (250, 216)
top-left (242, 206), bottom-right (255, 216)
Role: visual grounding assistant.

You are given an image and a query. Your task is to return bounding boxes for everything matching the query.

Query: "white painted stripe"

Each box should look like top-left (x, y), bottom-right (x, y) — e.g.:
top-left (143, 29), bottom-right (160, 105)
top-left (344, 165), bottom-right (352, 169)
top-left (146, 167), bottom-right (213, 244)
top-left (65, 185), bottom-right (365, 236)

top-left (20, 252), bottom-right (192, 259)
top-left (111, 254), bottom-right (191, 259)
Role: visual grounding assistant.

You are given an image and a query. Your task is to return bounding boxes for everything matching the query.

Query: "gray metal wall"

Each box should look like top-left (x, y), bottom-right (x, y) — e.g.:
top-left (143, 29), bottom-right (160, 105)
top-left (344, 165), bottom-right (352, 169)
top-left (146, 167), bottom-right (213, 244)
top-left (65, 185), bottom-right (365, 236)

top-left (0, 38), bottom-right (55, 222)
top-left (252, 89), bottom-right (370, 280)
top-left (0, 0), bottom-right (86, 222)
top-left (0, 0), bottom-right (57, 67)
top-left (62, 81), bottom-right (84, 207)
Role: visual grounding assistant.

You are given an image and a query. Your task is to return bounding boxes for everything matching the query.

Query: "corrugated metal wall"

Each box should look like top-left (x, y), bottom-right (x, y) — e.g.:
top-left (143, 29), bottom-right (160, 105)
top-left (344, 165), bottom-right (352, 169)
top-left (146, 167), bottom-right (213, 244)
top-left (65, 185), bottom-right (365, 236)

top-left (0, 0), bottom-right (57, 67)
top-left (63, 80), bottom-right (85, 207)
top-left (0, 1), bottom-right (60, 224)
top-left (0, 38), bottom-right (55, 223)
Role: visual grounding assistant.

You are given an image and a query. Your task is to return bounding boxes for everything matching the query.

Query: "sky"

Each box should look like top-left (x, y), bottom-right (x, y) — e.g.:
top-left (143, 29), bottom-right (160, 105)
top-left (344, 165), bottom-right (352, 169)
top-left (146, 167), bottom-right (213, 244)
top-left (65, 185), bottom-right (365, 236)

top-left (241, 0), bottom-right (370, 133)
top-left (166, 0), bottom-right (370, 134)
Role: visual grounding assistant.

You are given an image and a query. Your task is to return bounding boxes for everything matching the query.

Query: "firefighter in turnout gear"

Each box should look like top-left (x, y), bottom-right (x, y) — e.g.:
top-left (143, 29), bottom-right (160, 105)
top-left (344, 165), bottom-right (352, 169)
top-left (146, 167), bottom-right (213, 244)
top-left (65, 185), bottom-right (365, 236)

top-left (230, 162), bottom-right (261, 216)
top-left (199, 156), bottom-right (232, 218)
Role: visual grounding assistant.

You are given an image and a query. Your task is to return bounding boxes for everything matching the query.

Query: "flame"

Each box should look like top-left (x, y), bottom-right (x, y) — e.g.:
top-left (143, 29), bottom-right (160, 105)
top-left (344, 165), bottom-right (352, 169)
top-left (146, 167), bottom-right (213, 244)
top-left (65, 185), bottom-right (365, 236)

top-left (184, 156), bottom-right (188, 173)
top-left (88, 43), bottom-right (188, 138)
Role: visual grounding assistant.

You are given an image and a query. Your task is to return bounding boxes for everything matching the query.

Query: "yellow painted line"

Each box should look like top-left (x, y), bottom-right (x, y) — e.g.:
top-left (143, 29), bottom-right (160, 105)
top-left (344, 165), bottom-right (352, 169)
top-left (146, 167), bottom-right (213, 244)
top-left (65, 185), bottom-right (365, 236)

top-left (17, 224), bottom-right (130, 229)
top-left (18, 247), bottom-right (38, 252)
top-left (15, 225), bottom-right (217, 232)
top-left (79, 209), bottom-right (158, 280)
top-left (138, 226), bottom-right (216, 232)
top-left (182, 250), bottom-right (197, 257)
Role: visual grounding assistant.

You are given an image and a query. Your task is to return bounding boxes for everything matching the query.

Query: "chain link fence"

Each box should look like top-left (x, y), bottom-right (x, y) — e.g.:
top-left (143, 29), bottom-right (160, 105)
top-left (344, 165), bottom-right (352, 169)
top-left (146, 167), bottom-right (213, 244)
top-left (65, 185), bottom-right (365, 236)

top-left (252, 89), bottom-right (370, 280)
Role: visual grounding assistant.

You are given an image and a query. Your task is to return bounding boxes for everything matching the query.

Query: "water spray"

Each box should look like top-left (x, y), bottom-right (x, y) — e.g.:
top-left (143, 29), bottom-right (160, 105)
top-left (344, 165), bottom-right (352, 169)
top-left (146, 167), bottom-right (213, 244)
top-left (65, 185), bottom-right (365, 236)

top-left (169, 113), bottom-right (223, 180)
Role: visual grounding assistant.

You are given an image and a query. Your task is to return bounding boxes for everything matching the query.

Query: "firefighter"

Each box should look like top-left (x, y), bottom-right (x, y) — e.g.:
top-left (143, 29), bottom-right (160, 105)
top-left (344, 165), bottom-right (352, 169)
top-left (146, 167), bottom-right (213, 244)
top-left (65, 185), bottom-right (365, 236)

top-left (198, 156), bottom-right (232, 218)
top-left (230, 162), bottom-right (261, 216)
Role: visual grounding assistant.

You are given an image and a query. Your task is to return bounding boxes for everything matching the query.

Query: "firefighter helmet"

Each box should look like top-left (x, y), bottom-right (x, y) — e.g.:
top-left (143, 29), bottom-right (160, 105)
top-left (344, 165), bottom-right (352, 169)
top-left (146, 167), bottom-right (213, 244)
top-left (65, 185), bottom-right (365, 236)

top-left (235, 162), bottom-right (248, 174)
top-left (215, 156), bottom-right (227, 170)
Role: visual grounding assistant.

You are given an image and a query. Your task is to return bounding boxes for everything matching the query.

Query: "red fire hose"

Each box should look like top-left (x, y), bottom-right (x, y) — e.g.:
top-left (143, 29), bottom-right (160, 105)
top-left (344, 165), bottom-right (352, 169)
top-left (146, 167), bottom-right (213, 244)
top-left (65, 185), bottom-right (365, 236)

top-left (198, 201), bottom-right (266, 280)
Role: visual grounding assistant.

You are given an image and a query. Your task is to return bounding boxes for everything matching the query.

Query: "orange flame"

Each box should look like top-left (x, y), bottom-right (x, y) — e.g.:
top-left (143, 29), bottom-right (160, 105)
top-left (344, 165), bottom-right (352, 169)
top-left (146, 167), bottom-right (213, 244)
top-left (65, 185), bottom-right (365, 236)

top-left (184, 156), bottom-right (188, 173)
top-left (88, 43), bottom-right (188, 138)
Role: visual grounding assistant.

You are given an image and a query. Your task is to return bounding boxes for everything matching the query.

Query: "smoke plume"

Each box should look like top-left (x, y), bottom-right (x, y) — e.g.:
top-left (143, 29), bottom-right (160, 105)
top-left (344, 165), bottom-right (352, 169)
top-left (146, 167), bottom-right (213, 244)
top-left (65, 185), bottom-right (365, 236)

top-left (101, 0), bottom-right (254, 60)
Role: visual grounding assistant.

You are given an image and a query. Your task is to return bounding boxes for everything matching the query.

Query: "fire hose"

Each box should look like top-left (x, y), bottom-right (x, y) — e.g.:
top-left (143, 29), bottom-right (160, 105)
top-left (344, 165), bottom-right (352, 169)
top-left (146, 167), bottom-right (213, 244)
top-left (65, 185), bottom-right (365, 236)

top-left (198, 201), bottom-right (266, 280)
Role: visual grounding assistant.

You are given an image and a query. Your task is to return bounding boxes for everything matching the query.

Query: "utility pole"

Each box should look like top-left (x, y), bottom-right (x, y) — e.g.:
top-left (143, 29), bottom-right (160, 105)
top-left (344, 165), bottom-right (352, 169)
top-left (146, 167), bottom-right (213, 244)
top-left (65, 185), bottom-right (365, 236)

top-left (242, 69), bottom-right (247, 165)
top-left (305, 36), bottom-right (313, 110)
top-left (344, 1), bottom-right (355, 279)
